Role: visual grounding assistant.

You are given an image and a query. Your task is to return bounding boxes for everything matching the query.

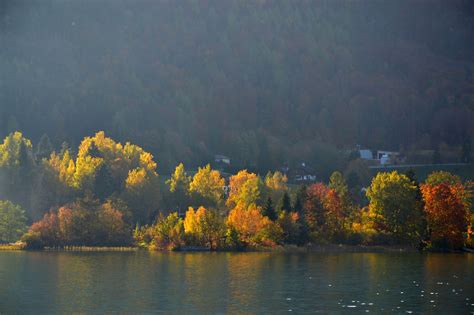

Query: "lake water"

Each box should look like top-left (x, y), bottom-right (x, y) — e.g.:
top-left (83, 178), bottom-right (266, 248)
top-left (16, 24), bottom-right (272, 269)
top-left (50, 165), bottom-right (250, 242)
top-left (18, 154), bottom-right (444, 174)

top-left (0, 251), bottom-right (473, 313)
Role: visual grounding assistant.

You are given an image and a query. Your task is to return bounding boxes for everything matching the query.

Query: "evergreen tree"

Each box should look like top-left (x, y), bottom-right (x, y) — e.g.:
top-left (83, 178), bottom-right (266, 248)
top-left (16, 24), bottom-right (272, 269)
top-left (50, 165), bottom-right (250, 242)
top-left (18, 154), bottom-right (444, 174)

top-left (262, 197), bottom-right (277, 221)
top-left (278, 191), bottom-right (292, 213)
top-left (293, 185), bottom-right (307, 215)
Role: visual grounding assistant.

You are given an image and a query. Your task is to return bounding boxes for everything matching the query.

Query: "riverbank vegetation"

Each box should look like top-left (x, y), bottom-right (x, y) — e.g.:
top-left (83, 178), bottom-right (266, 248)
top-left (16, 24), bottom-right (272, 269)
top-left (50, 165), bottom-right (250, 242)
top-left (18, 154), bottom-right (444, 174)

top-left (0, 131), bottom-right (472, 252)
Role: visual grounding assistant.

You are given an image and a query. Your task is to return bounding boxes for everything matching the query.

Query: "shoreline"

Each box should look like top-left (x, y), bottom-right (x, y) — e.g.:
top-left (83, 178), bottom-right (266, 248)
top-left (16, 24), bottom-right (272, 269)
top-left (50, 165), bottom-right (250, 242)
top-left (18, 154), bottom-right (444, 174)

top-left (2, 243), bottom-right (471, 253)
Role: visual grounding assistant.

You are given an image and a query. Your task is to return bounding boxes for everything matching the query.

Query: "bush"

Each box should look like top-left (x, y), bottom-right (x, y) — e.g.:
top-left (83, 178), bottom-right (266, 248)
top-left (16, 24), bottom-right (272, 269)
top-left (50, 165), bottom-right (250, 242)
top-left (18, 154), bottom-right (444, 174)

top-left (21, 231), bottom-right (44, 249)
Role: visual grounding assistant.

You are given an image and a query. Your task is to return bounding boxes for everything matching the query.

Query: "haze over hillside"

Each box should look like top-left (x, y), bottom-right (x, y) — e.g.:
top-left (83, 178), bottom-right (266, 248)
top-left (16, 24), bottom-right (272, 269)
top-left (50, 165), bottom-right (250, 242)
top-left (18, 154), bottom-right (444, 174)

top-left (1, 0), bottom-right (473, 174)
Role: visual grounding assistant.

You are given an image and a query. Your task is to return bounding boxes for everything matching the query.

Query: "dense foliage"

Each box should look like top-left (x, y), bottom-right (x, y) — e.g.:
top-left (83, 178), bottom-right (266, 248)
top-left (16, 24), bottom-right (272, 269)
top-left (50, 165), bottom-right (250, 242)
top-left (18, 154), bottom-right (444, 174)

top-left (0, 200), bottom-right (27, 243)
top-left (1, 1), bottom-right (473, 175)
top-left (0, 131), bottom-right (471, 250)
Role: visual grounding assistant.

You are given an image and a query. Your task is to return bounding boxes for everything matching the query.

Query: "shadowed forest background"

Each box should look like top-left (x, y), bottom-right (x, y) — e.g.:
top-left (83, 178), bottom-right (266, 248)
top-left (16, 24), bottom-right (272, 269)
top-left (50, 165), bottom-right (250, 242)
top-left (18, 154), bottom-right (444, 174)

top-left (1, 0), bottom-right (473, 175)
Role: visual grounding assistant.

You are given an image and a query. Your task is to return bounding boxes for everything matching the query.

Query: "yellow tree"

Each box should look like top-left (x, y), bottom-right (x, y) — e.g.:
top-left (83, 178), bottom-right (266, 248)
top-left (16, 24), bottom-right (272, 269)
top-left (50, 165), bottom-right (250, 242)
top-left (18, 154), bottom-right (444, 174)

top-left (189, 164), bottom-right (225, 206)
top-left (264, 171), bottom-right (288, 205)
top-left (184, 206), bottom-right (225, 249)
top-left (226, 170), bottom-right (262, 208)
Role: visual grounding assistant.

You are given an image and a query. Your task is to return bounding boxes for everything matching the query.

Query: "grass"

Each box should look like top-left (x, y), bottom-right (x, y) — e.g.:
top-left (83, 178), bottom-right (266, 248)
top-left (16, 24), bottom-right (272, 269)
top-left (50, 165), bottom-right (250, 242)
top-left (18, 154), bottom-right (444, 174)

top-left (0, 243), bottom-right (25, 250)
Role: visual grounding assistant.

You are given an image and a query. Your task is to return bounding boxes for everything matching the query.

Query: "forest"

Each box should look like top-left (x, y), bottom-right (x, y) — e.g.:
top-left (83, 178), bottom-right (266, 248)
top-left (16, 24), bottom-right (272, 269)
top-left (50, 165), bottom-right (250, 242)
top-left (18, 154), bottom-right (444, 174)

top-left (0, 131), bottom-right (472, 251)
top-left (1, 1), bottom-right (474, 177)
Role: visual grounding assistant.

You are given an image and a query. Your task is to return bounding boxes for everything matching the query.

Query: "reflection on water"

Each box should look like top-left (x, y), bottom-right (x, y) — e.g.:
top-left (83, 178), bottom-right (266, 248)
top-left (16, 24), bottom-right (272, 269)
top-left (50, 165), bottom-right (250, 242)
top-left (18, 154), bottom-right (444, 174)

top-left (0, 251), bottom-right (473, 313)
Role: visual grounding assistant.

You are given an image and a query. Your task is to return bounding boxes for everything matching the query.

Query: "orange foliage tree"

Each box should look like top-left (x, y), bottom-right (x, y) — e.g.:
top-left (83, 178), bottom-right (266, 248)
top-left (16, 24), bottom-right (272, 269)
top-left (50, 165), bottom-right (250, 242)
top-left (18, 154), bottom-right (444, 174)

top-left (226, 202), bottom-right (281, 246)
top-left (226, 170), bottom-right (262, 209)
top-left (421, 182), bottom-right (469, 249)
top-left (304, 183), bottom-right (345, 241)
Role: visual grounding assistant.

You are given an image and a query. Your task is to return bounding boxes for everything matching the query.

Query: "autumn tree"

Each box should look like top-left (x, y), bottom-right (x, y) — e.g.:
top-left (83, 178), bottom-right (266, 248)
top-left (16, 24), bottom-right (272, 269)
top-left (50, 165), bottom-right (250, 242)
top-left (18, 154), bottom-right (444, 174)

top-left (304, 183), bottom-right (345, 241)
top-left (421, 182), bottom-right (469, 249)
top-left (264, 171), bottom-right (288, 202)
top-left (277, 211), bottom-right (301, 244)
top-left (226, 202), bottom-right (281, 246)
top-left (366, 171), bottom-right (425, 243)
top-left (166, 163), bottom-right (191, 212)
top-left (226, 170), bottom-right (262, 209)
top-left (134, 212), bottom-right (184, 250)
top-left (189, 164), bottom-right (225, 206)
top-left (22, 197), bottom-right (131, 248)
top-left (184, 206), bottom-right (225, 249)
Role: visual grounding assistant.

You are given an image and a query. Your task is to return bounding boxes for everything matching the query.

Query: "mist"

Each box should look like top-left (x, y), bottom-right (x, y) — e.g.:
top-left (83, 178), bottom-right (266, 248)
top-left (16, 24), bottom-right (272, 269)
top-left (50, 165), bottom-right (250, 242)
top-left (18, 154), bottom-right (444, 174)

top-left (1, 0), bottom-right (473, 176)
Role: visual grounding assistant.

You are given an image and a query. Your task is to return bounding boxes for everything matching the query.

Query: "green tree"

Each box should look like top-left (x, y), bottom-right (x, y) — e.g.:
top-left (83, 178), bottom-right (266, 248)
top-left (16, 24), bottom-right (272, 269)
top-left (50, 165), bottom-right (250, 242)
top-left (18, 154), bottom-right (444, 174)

top-left (0, 200), bottom-right (28, 243)
top-left (366, 171), bottom-right (424, 243)
top-left (262, 197), bottom-right (277, 221)
top-left (293, 185), bottom-right (307, 215)
top-left (277, 191), bottom-right (292, 213)
top-left (425, 171), bottom-right (462, 186)
top-left (166, 163), bottom-right (191, 212)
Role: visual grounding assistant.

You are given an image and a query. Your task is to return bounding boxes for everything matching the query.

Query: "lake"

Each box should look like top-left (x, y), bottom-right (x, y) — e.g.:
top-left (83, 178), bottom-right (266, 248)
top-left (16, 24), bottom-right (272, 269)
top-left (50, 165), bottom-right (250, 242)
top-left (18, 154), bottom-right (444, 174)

top-left (0, 251), bottom-right (473, 313)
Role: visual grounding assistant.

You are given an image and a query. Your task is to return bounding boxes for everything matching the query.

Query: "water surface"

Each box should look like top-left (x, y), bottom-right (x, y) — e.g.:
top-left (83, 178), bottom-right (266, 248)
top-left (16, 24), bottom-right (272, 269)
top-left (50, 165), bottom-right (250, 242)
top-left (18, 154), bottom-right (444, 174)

top-left (0, 251), bottom-right (473, 313)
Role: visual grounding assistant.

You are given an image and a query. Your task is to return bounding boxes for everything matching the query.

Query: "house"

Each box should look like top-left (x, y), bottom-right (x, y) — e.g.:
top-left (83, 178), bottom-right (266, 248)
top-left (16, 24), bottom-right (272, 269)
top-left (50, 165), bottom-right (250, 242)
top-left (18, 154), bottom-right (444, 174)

top-left (376, 150), bottom-right (402, 165)
top-left (214, 155), bottom-right (230, 165)
top-left (293, 162), bottom-right (317, 182)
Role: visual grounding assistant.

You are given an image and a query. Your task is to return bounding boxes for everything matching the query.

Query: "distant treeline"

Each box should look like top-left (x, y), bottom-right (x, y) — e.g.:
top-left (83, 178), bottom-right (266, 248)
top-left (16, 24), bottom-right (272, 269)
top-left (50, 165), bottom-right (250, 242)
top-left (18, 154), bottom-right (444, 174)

top-left (1, 0), bottom-right (473, 175)
top-left (0, 131), bottom-right (472, 250)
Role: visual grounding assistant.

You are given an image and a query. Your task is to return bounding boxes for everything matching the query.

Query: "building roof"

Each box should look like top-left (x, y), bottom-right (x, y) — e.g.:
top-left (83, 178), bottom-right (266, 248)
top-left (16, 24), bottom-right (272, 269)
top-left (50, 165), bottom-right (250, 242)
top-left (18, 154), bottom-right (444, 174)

top-left (359, 149), bottom-right (373, 159)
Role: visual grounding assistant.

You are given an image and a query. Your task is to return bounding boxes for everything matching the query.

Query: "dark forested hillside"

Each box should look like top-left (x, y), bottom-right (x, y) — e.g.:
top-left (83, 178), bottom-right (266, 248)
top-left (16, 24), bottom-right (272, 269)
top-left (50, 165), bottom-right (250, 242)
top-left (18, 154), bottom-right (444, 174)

top-left (1, 0), bottom-right (473, 174)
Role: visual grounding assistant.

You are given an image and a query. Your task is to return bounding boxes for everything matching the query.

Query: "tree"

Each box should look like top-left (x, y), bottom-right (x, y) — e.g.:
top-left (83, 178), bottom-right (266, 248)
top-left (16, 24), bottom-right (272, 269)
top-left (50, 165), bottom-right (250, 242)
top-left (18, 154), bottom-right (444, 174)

top-left (329, 171), bottom-right (353, 223)
top-left (277, 211), bottom-right (301, 244)
top-left (134, 212), bottom-right (184, 250)
top-left (262, 197), bottom-right (277, 221)
top-left (277, 191), bottom-right (292, 213)
top-left (226, 170), bottom-right (262, 208)
top-left (0, 200), bottom-right (28, 243)
top-left (22, 197), bottom-right (131, 248)
top-left (304, 183), bottom-right (345, 241)
top-left (184, 206), bottom-right (225, 249)
top-left (421, 182), bottom-right (469, 249)
top-left (0, 131), bottom-right (34, 168)
top-left (265, 171), bottom-right (288, 191)
top-left (425, 171), bottom-right (461, 186)
top-left (366, 171), bottom-right (424, 242)
top-left (189, 164), bottom-right (225, 206)
top-left (166, 163), bottom-right (191, 212)
top-left (167, 163), bottom-right (190, 194)
top-left (293, 185), bottom-right (307, 215)
top-left (36, 134), bottom-right (54, 162)
top-left (226, 202), bottom-right (280, 246)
